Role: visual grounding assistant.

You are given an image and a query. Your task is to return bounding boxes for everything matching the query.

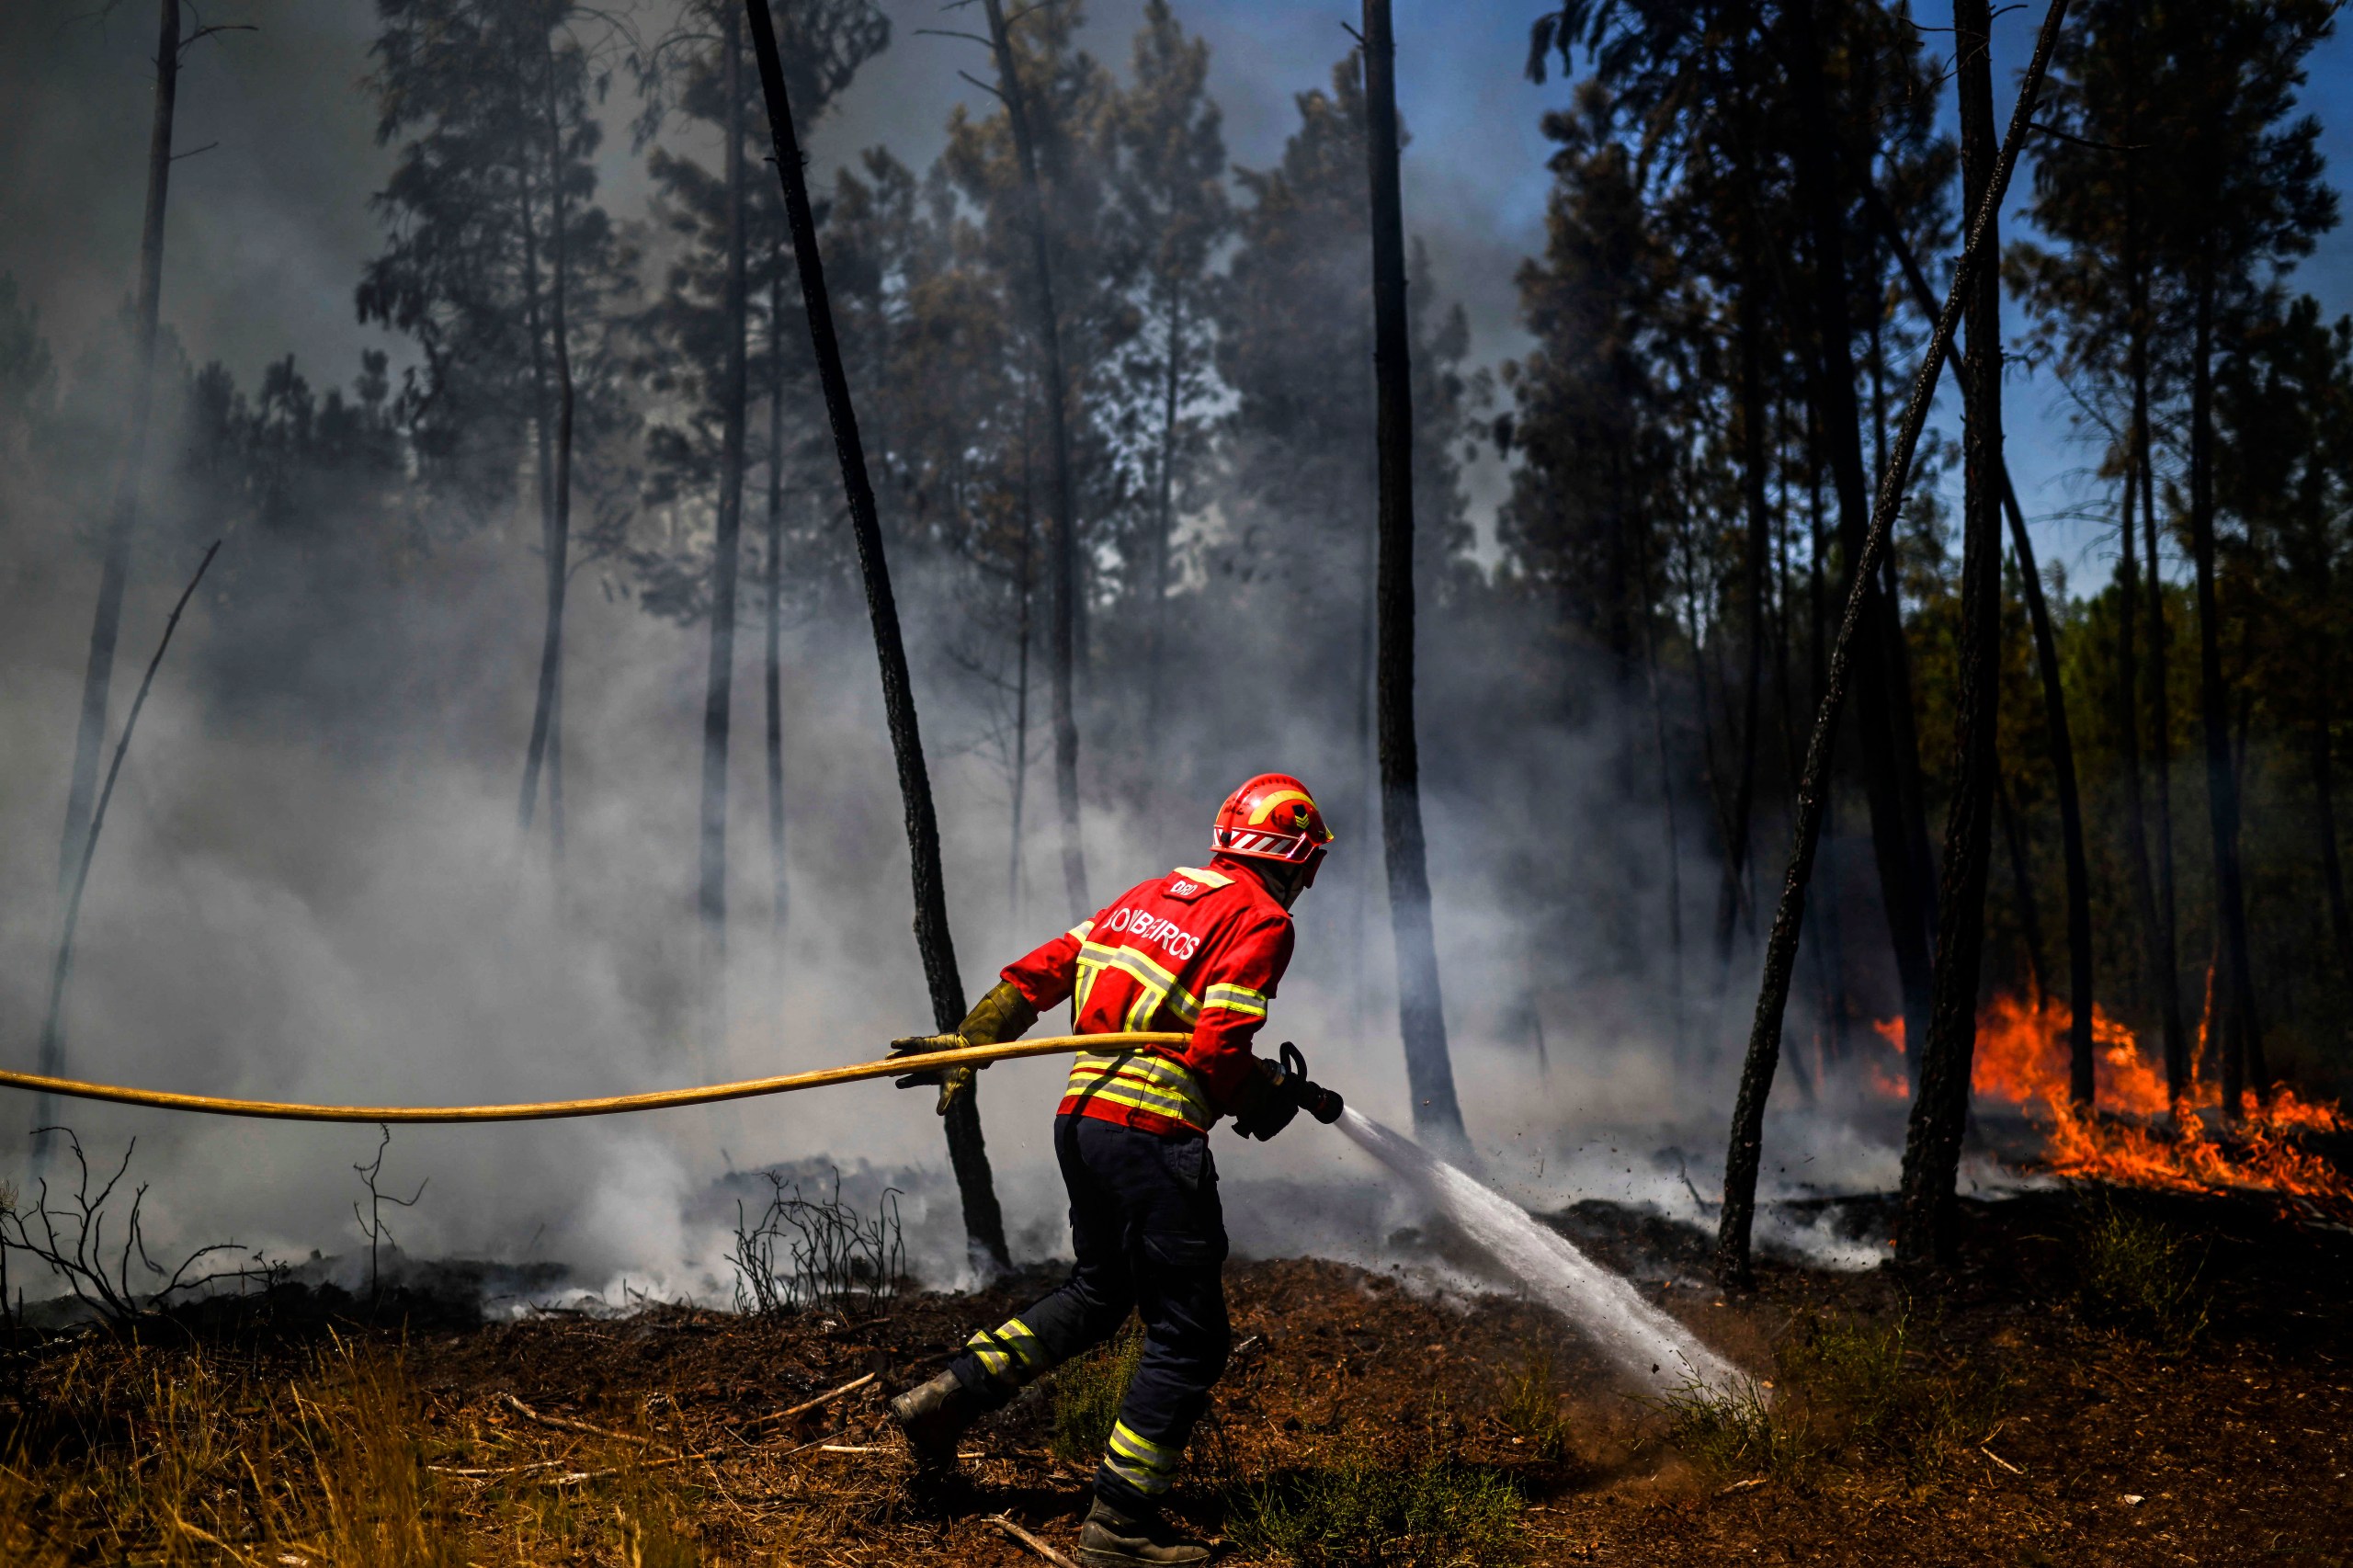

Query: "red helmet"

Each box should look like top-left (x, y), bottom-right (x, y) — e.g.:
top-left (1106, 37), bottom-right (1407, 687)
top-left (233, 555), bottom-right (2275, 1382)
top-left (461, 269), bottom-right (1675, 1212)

top-left (1212, 774), bottom-right (1335, 867)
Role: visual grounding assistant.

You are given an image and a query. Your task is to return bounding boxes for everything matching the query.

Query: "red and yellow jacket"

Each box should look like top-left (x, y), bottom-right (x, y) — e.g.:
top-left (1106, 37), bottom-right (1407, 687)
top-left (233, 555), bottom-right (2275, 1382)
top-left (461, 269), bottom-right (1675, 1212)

top-left (1001, 855), bottom-right (1293, 1136)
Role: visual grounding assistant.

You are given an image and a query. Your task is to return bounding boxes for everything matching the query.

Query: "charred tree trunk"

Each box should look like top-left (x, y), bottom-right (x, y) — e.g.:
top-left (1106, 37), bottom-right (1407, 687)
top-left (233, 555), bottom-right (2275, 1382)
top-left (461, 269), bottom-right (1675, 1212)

top-left (1716, 0), bottom-right (2065, 1289)
top-left (2188, 269), bottom-right (2261, 1114)
top-left (745, 0), bottom-right (1009, 1273)
top-left (1636, 524), bottom-right (1688, 1051)
top-left (1898, 0), bottom-right (2006, 1266)
top-left (517, 41), bottom-right (575, 860)
top-left (2122, 0), bottom-right (2188, 1108)
top-left (1362, 0), bottom-right (1468, 1156)
top-left (697, 8), bottom-right (752, 1050)
top-left (36, 540), bottom-right (219, 1146)
top-left (543, 79), bottom-right (574, 861)
top-left (2140, 381), bottom-right (2188, 1101)
top-left (1716, 272), bottom-right (1771, 963)
top-left (766, 249), bottom-right (790, 956)
top-left (2112, 455), bottom-right (2169, 1085)
top-left (516, 142), bottom-right (557, 834)
top-left (1012, 366), bottom-right (1037, 922)
top-left (59, 0), bottom-right (180, 908)
top-left (2003, 500), bottom-right (2092, 1104)
top-left (981, 0), bottom-right (1088, 921)
top-left (1782, 0), bottom-right (1935, 1074)
top-left (1805, 436), bottom-right (1851, 1062)
top-left (1143, 278), bottom-right (1183, 739)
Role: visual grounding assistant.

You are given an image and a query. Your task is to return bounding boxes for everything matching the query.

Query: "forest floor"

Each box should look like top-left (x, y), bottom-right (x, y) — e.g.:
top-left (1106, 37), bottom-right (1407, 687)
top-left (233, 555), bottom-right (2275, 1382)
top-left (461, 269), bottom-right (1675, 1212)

top-left (3, 1179), bottom-right (2348, 1566)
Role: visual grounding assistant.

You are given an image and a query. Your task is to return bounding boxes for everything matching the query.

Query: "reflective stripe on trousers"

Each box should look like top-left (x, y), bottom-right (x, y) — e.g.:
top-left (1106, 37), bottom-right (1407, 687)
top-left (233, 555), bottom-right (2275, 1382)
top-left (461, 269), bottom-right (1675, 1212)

top-left (942, 1113), bottom-right (1231, 1513)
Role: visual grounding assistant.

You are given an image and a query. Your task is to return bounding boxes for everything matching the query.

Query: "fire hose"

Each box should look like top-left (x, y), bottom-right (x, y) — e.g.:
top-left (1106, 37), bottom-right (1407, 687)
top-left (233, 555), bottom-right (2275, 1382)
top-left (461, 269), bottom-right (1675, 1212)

top-left (0, 1032), bottom-right (1347, 1127)
top-left (0, 1033), bottom-right (1183, 1124)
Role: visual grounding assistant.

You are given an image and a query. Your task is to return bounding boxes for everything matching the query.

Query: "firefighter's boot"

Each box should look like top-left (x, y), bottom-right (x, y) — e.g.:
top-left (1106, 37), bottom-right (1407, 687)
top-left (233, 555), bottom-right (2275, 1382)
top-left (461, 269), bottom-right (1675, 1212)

top-left (888, 1370), bottom-right (982, 1468)
top-left (1075, 1497), bottom-right (1211, 1566)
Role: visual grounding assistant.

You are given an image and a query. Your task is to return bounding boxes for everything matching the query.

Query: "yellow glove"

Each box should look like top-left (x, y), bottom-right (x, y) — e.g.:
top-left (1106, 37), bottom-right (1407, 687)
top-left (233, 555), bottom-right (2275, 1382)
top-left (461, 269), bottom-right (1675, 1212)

top-left (889, 981), bottom-right (1040, 1116)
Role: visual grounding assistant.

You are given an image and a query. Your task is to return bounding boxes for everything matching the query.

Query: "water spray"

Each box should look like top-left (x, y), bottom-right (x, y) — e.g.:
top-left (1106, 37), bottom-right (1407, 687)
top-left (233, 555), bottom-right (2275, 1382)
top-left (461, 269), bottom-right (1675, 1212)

top-left (1323, 1100), bottom-right (1748, 1400)
top-left (1256, 1041), bottom-right (1745, 1400)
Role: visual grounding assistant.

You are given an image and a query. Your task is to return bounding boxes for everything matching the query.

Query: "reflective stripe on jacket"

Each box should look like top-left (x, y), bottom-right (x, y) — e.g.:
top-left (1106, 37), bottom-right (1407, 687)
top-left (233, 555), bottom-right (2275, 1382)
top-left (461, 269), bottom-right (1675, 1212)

top-left (1001, 855), bottom-right (1293, 1135)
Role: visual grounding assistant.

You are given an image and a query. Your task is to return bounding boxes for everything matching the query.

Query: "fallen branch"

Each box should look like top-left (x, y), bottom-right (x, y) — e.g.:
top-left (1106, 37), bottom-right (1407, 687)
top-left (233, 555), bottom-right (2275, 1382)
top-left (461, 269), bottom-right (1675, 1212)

top-left (498, 1391), bottom-right (650, 1446)
top-left (740, 1369), bottom-right (877, 1434)
top-left (433, 1446), bottom-right (729, 1486)
top-left (1981, 1444), bottom-right (2024, 1474)
top-left (769, 1430), bottom-right (847, 1460)
top-left (989, 1513), bottom-right (1083, 1568)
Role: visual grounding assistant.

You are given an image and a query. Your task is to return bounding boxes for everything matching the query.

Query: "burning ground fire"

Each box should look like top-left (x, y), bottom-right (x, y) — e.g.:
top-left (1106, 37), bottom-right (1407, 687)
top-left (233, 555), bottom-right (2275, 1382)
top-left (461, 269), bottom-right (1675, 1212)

top-left (1869, 993), bottom-right (2352, 1224)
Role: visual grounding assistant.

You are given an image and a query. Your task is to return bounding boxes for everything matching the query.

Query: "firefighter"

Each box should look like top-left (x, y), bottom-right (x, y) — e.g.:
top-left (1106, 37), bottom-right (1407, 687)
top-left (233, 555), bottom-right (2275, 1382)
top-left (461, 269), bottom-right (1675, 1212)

top-left (884, 773), bottom-right (1336, 1567)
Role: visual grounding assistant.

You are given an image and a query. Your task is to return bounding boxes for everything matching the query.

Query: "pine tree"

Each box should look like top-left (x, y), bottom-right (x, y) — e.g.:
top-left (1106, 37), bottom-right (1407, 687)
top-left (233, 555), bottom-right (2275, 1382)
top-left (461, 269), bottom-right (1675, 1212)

top-left (1106, 0), bottom-right (1227, 750)
top-left (2219, 296), bottom-right (2353, 994)
top-left (631, 0), bottom-right (887, 1042)
top-left (2012, 0), bottom-right (2196, 1100)
top-left (358, 0), bottom-right (636, 861)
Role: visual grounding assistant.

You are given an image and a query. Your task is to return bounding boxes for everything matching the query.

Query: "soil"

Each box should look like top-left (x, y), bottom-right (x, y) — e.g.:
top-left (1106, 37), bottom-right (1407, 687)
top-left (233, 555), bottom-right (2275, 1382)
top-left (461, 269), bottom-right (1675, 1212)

top-left (374, 1183), bottom-right (2352, 1565)
top-left (9, 1181), bottom-right (2349, 1564)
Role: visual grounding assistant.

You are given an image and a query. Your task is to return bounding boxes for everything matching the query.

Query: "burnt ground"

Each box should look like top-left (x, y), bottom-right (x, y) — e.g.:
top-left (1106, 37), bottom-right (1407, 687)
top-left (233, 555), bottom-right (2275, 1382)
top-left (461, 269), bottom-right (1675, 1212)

top-left (5, 1183), bottom-right (2349, 1565)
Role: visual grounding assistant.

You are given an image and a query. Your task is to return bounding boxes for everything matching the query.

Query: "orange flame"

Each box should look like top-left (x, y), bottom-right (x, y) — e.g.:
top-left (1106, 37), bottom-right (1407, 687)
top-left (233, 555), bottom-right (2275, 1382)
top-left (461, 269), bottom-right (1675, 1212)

top-left (1863, 1017), bottom-right (1910, 1099)
top-left (1869, 994), bottom-right (2350, 1221)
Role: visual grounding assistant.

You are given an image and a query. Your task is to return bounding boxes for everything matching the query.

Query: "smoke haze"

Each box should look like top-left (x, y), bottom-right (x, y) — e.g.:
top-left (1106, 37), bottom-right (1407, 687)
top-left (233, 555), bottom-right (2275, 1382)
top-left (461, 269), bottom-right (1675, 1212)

top-left (2, 0), bottom-right (1971, 1309)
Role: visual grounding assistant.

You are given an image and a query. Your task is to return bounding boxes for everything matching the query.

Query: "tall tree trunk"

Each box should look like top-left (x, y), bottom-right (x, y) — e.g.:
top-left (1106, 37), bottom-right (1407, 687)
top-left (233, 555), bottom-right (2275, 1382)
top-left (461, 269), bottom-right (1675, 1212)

top-left (59, 0), bottom-right (180, 910)
top-left (2140, 374), bottom-right (2188, 1100)
top-left (1864, 244), bottom-right (1944, 999)
top-left (544, 68), bottom-right (575, 864)
top-left (1011, 367), bottom-right (1037, 922)
top-left (1362, 0), bottom-right (1468, 1157)
top-left (1716, 0), bottom-right (2065, 1288)
top-left (2003, 498), bottom-right (2092, 1105)
top-left (698, 9), bottom-right (751, 1051)
top-left (36, 540), bottom-right (219, 1147)
top-left (46, 3), bottom-right (178, 1134)
top-left (980, 0), bottom-right (1087, 921)
top-left (2187, 268), bottom-right (2261, 1115)
top-left (517, 56), bottom-right (573, 858)
top-left (1897, 0), bottom-right (2006, 1266)
top-left (2111, 459), bottom-right (2167, 1061)
top-left (766, 250), bottom-right (790, 957)
top-left (1716, 270), bottom-right (1771, 964)
top-left (1805, 434), bottom-right (1850, 1062)
top-left (2124, 0), bottom-right (2187, 1106)
top-left (1142, 278), bottom-right (1182, 739)
top-left (1677, 500), bottom-right (1736, 946)
top-left (1782, 0), bottom-right (1935, 1073)
top-left (1636, 523), bottom-right (1688, 1051)
top-left (744, 0), bottom-right (1008, 1273)
top-left (1864, 179), bottom-right (2093, 1106)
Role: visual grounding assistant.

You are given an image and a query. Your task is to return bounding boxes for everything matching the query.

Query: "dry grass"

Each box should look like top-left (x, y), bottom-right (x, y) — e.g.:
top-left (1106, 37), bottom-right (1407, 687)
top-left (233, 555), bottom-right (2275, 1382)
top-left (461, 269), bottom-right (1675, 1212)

top-left (0, 1333), bottom-right (461, 1565)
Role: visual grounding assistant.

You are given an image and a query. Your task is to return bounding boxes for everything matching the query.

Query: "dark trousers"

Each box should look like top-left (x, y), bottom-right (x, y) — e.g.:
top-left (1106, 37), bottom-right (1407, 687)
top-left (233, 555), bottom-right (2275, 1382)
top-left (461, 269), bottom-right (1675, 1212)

top-left (947, 1112), bottom-right (1231, 1512)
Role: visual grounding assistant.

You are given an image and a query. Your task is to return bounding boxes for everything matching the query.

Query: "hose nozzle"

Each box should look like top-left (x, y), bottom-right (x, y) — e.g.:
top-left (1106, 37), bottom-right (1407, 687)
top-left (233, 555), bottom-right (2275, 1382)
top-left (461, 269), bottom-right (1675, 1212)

top-left (1279, 1040), bottom-right (1345, 1124)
